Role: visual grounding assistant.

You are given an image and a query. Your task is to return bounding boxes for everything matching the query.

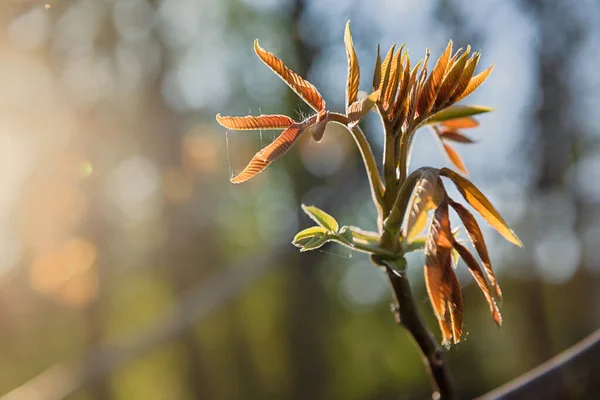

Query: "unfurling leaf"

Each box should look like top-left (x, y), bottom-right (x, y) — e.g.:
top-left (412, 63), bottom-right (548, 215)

top-left (438, 129), bottom-right (475, 143)
top-left (307, 111), bottom-right (329, 142)
top-left (454, 64), bottom-right (494, 103)
top-left (254, 40), bottom-right (326, 112)
top-left (391, 55), bottom-right (411, 123)
top-left (383, 48), bottom-right (404, 110)
top-left (377, 45), bottom-right (397, 102)
top-left (450, 201), bottom-right (502, 298)
top-left (447, 257), bottom-right (463, 344)
top-left (405, 169), bottom-right (442, 242)
top-left (417, 40), bottom-right (452, 117)
top-left (348, 226), bottom-right (379, 244)
top-left (441, 168), bottom-right (523, 247)
top-left (452, 240), bottom-right (502, 326)
top-left (450, 52), bottom-right (480, 102)
top-left (216, 114), bottom-right (294, 130)
top-left (301, 204), bottom-right (339, 232)
top-left (300, 234), bottom-right (329, 252)
top-left (441, 117), bottom-right (479, 129)
top-left (435, 46), bottom-right (470, 108)
top-left (425, 105), bottom-right (493, 125)
top-left (450, 227), bottom-right (461, 267)
top-left (372, 44), bottom-right (382, 92)
top-left (293, 226), bottom-right (328, 246)
top-left (344, 21), bottom-right (360, 110)
top-left (424, 201), bottom-right (453, 321)
top-left (336, 226), bottom-right (355, 246)
top-left (231, 122), bottom-right (307, 183)
top-left (442, 143), bottom-right (468, 176)
top-left (347, 90), bottom-right (380, 127)
top-left (425, 201), bottom-right (463, 344)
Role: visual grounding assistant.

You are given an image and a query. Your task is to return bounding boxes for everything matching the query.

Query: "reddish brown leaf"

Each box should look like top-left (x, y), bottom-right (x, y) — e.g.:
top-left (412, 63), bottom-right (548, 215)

top-left (435, 46), bottom-right (470, 109)
top-left (424, 201), bottom-right (453, 321)
top-left (231, 121), bottom-right (308, 183)
top-left (372, 44), bottom-right (382, 92)
top-left (454, 64), bottom-right (494, 103)
top-left (391, 55), bottom-right (411, 124)
top-left (383, 48), bottom-right (404, 111)
top-left (450, 201), bottom-right (502, 298)
top-left (216, 114), bottom-right (294, 130)
top-left (254, 40), bottom-right (326, 112)
top-left (447, 257), bottom-right (463, 344)
top-left (408, 54), bottom-right (429, 124)
top-left (447, 47), bottom-right (463, 68)
top-left (347, 91), bottom-right (380, 127)
top-left (425, 200), bottom-right (465, 344)
top-left (377, 45), bottom-right (396, 102)
top-left (441, 117), bottom-right (479, 129)
top-left (417, 41), bottom-right (452, 117)
top-left (439, 318), bottom-right (453, 347)
top-left (438, 129), bottom-right (475, 143)
top-left (443, 143), bottom-right (468, 176)
top-left (452, 240), bottom-right (502, 326)
top-left (405, 169), bottom-right (441, 242)
top-left (450, 52), bottom-right (480, 102)
top-left (307, 111), bottom-right (328, 142)
top-left (441, 168), bottom-right (523, 247)
top-left (230, 158), bottom-right (270, 184)
top-left (344, 21), bottom-right (360, 110)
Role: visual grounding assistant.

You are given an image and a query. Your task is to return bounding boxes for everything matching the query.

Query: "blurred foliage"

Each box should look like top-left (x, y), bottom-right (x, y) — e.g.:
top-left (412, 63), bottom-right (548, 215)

top-left (1, 0), bottom-right (600, 399)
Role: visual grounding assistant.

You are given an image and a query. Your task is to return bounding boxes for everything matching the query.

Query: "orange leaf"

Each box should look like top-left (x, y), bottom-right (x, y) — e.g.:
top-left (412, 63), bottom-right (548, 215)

top-left (441, 117), bottom-right (479, 129)
top-left (383, 48), bottom-right (404, 111)
top-left (438, 318), bottom-right (454, 347)
top-left (443, 143), bottom-right (468, 176)
top-left (230, 121), bottom-right (308, 183)
top-left (452, 240), bottom-right (502, 326)
top-left (435, 46), bottom-right (470, 109)
top-left (447, 257), bottom-right (463, 344)
top-left (425, 200), bottom-right (464, 344)
top-left (404, 169), bottom-right (441, 242)
top-left (450, 52), bottom-right (480, 102)
top-left (441, 168), bottom-right (523, 246)
top-left (377, 45), bottom-right (396, 102)
top-left (450, 201), bottom-right (502, 298)
top-left (372, 44), bottom-right (381, 92)
top-left (347, 91), bottom-right (380, 127)
top-left (344, 21), bottom-right (360, 110)
top-left (391, 55), bottom-right (411, 124)
top-left (454, 64), bottom-right (494, 103)
top-left (306, 111), bottom-right (328, 142)
top-left (424, 201), bottom-right (453, 321)
top-left (230, 158), bottom-right (270, 184)
top-left (216, 114), bottom-right (294, 130)
top-left (254, 40), bottom-right (326, 112)
top-left (417, 41), bottom-right (452, 117)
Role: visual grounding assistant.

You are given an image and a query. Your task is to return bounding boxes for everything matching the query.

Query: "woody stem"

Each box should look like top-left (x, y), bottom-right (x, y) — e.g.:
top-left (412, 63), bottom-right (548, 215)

top-left (372, 256), bottom-right (456, 400)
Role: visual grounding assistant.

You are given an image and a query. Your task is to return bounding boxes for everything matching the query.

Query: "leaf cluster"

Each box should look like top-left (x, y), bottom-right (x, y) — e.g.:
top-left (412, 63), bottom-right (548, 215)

top-left (216, 21), bottom-right (521, 345)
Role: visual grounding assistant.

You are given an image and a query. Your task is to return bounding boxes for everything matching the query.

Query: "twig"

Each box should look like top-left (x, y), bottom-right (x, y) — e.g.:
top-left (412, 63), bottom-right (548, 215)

top-left (372, 256), bottom-right (456, 400)
top-left (477, 328), bottom-right (600, 400)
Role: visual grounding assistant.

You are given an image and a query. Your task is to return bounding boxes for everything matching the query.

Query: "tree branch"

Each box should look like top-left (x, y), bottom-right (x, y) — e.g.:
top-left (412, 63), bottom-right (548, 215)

top-left (477, 328), bottom-right (600, 399)
top-left (372, 256), bottom-right (456, 400)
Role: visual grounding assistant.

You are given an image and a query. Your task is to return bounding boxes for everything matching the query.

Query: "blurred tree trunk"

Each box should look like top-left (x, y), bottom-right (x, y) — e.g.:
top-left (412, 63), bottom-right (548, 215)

top-left (280, 1), bottom-right (330, 399)
top-left (144, 9), bottom-right (213, 397)
top-left (515, 0), bottom-right (588, 396)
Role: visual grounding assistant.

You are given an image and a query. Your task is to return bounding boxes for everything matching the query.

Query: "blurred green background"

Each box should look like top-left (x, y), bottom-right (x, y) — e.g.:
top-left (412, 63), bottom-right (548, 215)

top-left (1, 0), bottom-right (600, 399)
